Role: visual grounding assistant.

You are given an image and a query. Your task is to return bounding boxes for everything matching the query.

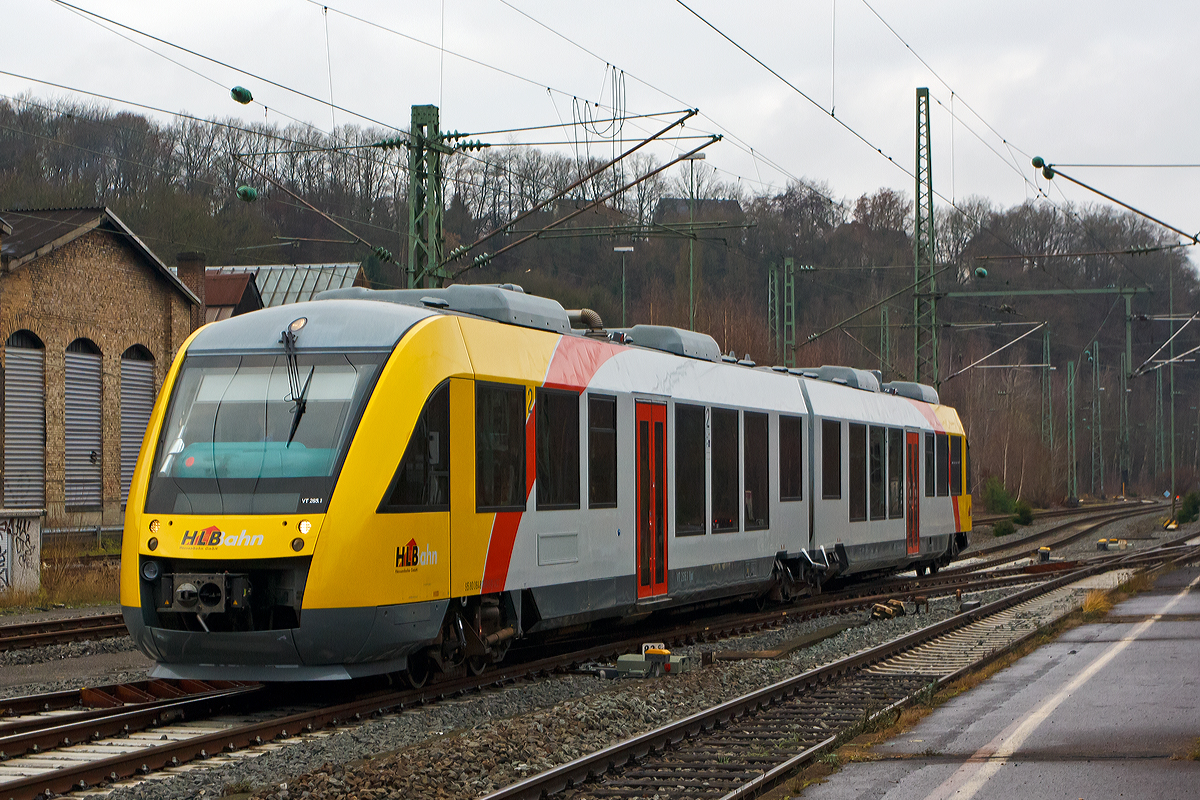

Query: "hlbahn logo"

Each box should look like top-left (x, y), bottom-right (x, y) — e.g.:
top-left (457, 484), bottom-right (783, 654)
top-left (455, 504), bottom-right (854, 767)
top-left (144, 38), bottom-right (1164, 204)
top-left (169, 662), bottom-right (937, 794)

top-left (396, 538), bottom-right (437, 573)
top-left (181, 526), bottom-right (264, 548)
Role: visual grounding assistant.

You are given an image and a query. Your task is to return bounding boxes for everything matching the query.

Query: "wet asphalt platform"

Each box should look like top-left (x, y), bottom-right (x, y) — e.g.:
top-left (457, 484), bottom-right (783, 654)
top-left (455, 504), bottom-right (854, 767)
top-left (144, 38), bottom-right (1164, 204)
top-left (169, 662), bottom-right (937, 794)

top-left (804, 563), bottom-right (1200, 800)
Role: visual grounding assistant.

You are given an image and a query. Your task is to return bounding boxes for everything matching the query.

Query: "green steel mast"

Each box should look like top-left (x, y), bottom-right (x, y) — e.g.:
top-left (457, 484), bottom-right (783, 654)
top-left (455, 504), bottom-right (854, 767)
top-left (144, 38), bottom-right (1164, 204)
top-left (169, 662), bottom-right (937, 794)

top-left (913, 88), bottom-right (938, 386)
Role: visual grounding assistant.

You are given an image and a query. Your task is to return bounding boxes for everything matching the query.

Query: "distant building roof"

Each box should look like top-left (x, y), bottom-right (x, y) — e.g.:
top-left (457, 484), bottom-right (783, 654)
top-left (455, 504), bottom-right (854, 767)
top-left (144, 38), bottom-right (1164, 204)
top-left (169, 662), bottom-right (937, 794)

top-left (0, 207), bottom-right (199, 304)
top-left (209, 263), bottom-right (368, 306)
top-left (204, 270), bottom-right (263, 323)
top-left (653, 197), bottom-right (744, 224)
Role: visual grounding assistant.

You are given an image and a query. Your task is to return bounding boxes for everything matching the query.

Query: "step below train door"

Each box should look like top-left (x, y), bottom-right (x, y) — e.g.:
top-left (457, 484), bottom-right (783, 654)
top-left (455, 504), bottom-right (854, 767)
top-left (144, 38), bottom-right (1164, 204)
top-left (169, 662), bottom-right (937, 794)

top-left (636, 401), bottom-right (668, 599)
top-left (905, 430), bottom-right (920, 556)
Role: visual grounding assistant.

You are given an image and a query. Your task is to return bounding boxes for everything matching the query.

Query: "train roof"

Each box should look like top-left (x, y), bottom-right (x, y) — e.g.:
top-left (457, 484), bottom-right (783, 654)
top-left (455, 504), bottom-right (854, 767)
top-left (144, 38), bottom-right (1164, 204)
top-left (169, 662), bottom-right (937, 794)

top-left (189, 284), bottom-right (942, 408)
top-left (186, 298), bottom-right (435, 353)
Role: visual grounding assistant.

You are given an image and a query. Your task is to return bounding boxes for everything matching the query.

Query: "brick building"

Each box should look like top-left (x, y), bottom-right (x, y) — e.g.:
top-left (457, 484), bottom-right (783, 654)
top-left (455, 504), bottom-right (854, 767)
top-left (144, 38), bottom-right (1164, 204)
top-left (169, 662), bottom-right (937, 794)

top-left (0, 208), bottom-right (199, 531)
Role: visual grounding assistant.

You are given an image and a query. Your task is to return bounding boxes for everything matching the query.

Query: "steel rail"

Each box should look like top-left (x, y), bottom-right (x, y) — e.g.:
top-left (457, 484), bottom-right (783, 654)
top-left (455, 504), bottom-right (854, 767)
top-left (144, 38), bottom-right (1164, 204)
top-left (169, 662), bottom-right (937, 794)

top-left (0, 684), bottom-right (262, 761)
top-left (0, 679), bottom-right (256, 738)
top-left (0, 613), bottom-right (127, 652)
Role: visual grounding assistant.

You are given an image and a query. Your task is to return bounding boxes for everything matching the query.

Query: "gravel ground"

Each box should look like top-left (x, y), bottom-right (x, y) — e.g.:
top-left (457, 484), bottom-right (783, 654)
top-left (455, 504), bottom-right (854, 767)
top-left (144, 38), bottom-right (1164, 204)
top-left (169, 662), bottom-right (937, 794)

top-left (0, 634), bottom-right (140, 669)
top-left (95, 588), bottom-right (1020, 800)
top-left (965, 502), bottom-right (1186, 560)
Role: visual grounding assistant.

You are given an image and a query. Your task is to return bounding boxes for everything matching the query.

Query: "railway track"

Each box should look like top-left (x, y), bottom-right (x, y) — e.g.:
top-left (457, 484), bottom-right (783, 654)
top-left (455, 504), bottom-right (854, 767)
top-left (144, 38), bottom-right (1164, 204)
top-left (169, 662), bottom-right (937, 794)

top-left (482, 543), bottom-right (1200, 800)
top-left (948, 501), bottom-right (1162, 567)
top-left (972, 499), bottom-right (1143, 527)
top-left (0, 614), bottom-right (127, 653)
top-left (0, 508), bottom-right (1178, 799)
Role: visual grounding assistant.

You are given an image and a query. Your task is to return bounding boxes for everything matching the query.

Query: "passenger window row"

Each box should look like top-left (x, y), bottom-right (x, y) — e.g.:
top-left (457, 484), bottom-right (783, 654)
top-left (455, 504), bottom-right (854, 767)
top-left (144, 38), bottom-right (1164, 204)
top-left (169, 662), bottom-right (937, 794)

top-left (380, 385), bottom-right (965, 524)
top-left (924, 432), bottom-right (966, 499)
top-left (824, 421), bottom-right (963, 523)
top-left (382, 382), bottom-right (618, 514)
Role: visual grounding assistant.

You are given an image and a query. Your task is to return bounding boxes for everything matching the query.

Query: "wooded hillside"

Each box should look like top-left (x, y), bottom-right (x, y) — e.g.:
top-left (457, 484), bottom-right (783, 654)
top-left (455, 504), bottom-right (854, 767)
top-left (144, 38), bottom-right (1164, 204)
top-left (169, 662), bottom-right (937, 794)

top-left (3, 95), bottom-right (1196, 504)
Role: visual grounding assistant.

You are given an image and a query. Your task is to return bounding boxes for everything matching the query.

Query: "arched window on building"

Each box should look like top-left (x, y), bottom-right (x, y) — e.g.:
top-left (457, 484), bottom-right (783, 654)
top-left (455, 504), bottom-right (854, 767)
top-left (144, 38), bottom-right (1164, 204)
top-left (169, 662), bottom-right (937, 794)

top-left (3, 331), bottom-right (46, 509)
top-left (65, 338), bottom-right (102, 509)
top-left (120, 345), bottom-right (155, 506)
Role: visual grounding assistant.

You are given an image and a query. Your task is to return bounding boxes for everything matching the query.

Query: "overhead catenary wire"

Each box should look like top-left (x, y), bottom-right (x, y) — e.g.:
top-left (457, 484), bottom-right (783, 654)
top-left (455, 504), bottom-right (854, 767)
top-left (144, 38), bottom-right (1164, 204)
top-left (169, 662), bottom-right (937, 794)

top-left (52, 0), bottom-right (406, 133)
top-left (941, 322), bottom-right (1046, 382)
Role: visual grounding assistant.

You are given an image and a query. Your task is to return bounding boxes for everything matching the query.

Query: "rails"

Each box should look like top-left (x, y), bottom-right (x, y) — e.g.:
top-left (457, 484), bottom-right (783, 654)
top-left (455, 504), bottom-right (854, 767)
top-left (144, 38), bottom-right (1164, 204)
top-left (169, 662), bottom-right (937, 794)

top-left (0, 613), bottom-right (127, 653)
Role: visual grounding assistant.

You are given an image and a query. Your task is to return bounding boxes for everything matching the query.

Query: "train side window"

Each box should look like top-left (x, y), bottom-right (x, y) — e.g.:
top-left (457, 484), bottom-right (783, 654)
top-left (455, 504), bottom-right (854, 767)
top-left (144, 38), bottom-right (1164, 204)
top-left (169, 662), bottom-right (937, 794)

top-left (966, 440), bottom-right (973, 496)
top-left (744, 411), bottom-right (769, 530)
top-left (936, 432), bottom-right (950, 497)
top-left (868, 426), bottom-right (886, 521)
top-left (711, 407), bottom-right (739, 532)
top-left (379, 381), bottom-right (450, 512)
top-left (848, 423), bottom-right (867, 522)
top-left (924, 433), bottom-right (935, 498)
top-left (780, 414), bottom-right (803, 501)
top-left (950, 435), bottom-right (963, 496)
top-left (476, 382), bottom-right (527, 511)
top-left (536, 388), bottom-right (580, 510)
top-left (588, 394), bottom-right (617, 508)
top-left (675, 403), bottom-right (706, 535)
top-left (887, 428), bottom-right (904, 518)
top-left (821, 419), bottom-right (841, 500)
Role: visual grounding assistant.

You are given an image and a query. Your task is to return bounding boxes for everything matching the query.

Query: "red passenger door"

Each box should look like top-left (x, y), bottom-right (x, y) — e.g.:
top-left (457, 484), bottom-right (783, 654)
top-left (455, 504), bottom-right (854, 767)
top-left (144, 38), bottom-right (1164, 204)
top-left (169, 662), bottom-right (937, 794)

top-left (905, 431), bottom-right (920, 556)
top-left (636, 401), bottom-right (668, 599)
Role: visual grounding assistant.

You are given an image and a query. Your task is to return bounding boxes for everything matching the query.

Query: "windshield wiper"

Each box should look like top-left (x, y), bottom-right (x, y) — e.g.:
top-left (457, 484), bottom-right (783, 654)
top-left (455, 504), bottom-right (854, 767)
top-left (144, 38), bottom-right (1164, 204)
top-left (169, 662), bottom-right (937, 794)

top-left (286, 367), bottom-right (315, 447)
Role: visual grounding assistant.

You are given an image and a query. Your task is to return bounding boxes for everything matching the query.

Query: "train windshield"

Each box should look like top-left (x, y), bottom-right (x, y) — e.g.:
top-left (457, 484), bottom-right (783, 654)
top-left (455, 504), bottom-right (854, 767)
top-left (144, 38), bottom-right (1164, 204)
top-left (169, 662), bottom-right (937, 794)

top-left (145, 351), bottom-right (385, 515)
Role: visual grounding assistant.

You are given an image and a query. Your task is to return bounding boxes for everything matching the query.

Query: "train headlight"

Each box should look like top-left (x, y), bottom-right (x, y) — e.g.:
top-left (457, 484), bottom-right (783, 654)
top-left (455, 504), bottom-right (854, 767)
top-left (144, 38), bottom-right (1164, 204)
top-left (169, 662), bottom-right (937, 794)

top-left (291, 537), bottom-right (305, 552)
top-left (141, 560), bottom-right (160, 581)
top-left (148, 537), bottom-right (158, 552)
top-left (298, 519), bottom-right (311, 534)
top-left (149, 519), bottom-right (160, 534)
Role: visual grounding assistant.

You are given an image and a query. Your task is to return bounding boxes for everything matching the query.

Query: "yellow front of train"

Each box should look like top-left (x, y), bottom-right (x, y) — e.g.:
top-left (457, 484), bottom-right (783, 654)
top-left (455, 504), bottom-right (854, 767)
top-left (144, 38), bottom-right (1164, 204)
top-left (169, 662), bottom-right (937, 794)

top-left (120, 298), bottom-right (469, 681)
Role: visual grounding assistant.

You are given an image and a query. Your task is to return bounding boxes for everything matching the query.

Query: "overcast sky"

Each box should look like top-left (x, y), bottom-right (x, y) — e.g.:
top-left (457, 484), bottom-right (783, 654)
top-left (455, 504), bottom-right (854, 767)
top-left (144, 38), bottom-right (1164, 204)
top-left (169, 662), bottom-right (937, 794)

top-left (6, 0), bottom-right (1200, 241)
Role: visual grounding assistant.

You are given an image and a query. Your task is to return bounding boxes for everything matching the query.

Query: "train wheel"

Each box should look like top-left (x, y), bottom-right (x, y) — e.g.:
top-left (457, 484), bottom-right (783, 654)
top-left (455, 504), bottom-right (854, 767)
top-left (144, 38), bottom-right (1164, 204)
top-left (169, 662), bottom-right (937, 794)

top-left (467, 655), bottom-right (488, 676)
top-left (929, 561), bottom-right (940, 575)
top-left (915, 565), bottom-right (927, 578)
top-left (406, 652), bottom-right (430, 689)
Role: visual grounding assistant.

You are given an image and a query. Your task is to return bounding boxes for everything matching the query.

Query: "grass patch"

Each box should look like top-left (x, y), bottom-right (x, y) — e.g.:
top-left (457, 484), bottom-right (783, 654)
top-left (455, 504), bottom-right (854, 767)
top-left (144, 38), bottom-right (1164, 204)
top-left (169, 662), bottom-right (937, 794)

top-left (0, 540), bottom-right (120, 611)
top-left (992, 520), bottom-right (1016, 537)
top-left (1081, 589), bottom-right (1113, 617)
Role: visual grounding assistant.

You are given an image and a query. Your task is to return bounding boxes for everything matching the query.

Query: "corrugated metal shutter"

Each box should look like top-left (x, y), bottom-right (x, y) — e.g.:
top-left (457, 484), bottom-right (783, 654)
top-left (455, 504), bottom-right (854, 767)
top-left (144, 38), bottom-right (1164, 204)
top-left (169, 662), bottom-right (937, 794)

top-left (3, 348), bottom-right (46, 508)
top-left (120, 359), bottom-right (155, 505)
top-left (65, 351), bottom-right (102, 507)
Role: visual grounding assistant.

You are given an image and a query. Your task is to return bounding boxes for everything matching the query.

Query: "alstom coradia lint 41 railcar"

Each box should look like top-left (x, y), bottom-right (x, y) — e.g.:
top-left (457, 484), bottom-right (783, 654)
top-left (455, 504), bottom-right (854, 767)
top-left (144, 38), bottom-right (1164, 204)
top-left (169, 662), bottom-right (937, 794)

top-left (121, 284), bottom-right (971, 684)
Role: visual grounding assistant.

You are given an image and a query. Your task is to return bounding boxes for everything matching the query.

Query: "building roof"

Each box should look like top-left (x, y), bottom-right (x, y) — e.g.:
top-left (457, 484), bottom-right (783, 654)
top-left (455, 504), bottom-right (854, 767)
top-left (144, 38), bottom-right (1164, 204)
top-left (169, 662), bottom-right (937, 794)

top-left (204, 270), bottom-right (264, 323)
top-left (0, 207), bottom-right (200, 305)
top-left (653, 197), bottom-right (745, 223)
top-left (205, 270), bottom-right (259, 307)
top-left (209, 263), bottom-right (368, 306)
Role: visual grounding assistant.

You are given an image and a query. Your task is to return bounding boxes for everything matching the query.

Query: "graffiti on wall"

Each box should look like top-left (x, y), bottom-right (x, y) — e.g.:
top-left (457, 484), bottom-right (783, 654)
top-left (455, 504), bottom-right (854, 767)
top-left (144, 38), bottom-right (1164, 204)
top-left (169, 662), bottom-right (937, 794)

top-left (0, 516), bottom-right (36, 590)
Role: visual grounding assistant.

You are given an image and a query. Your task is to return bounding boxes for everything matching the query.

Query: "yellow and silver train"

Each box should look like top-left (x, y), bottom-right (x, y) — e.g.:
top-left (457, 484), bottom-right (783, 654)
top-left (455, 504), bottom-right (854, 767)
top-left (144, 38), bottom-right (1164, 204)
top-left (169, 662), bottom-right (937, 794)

top-left (121, 284), bottom-right (971, 683)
